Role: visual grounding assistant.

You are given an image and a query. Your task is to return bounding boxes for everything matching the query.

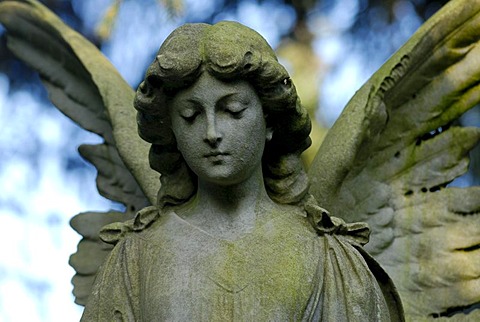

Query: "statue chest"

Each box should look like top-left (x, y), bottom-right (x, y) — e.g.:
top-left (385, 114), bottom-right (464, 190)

top-left (138, 212), bottom-right (321, 321)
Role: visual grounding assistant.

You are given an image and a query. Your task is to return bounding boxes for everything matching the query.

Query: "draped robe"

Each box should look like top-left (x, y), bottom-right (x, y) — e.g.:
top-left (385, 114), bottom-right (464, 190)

top-left (82, 205), bottom-right (403, 321)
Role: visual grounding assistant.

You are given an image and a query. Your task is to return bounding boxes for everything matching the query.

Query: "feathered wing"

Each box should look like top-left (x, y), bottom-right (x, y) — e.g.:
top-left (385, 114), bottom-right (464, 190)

top-left (0, 0), bottom-right (159, 305)
top-left (309, 0), bottom-right (480, 319)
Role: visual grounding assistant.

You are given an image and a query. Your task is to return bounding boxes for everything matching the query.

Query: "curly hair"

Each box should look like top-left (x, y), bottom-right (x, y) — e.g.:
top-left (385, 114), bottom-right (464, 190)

top-left (134, 21), bottom-right (311, 208)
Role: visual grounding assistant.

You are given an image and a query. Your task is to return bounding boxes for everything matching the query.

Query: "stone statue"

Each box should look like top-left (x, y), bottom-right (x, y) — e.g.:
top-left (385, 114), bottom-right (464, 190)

top-left (0, 0), bottom-right (479, 320)
top-left (80, 22), bottom-right (403, 321)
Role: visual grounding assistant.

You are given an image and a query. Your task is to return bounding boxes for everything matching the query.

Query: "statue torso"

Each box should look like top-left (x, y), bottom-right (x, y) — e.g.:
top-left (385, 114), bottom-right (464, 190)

top-left (137, 207), bottom-right (320, 321)
top-left (82, 205), bottom-right (400, 321)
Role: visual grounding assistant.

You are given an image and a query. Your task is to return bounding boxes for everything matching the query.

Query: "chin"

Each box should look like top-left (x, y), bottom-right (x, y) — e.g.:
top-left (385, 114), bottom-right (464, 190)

top-left (201, 175), bottom-right (245, 186)
top-left (196, 169), bottom-right (250, 186)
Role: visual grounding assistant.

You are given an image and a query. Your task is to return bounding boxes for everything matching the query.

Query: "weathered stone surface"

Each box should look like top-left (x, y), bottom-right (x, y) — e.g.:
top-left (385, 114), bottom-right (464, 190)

top-left (309, 0), bottom-right (480, 318)
top-left (1, 0), bottom-right (479, 320)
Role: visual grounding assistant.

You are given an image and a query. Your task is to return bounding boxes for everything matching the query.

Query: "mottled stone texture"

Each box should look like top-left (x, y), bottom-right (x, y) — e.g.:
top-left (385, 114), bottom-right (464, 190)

top-left (1, 0), bottom-right (480, 320)
top-left (309, 0), bottom-right (480, 319)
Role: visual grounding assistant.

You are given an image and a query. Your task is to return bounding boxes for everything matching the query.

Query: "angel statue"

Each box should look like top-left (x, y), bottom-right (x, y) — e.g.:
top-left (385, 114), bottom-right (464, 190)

top-left (1, 0), bottom-right (480, 320)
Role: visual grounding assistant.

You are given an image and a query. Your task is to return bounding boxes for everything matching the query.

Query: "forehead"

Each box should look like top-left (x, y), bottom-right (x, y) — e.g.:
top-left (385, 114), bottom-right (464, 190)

top-left (171, 73), bottom-right (257, 104)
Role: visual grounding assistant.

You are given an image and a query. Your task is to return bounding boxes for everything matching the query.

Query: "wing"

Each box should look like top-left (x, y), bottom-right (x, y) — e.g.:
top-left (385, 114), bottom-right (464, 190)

top-left (0, 0), bottom-right (159, 305)
top-left (309, 0), bottom-right (480, 319)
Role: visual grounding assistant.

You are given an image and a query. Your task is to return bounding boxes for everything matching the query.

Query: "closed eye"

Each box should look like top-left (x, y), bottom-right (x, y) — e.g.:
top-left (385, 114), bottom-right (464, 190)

top-left (217, 93), bottom-right (249, 119)
top-left (181, 112), bottom-right (199, 123)
top-left (179, 106), bottom-right (200, 123)
top-left (226, 107), bottom-right (247, 118)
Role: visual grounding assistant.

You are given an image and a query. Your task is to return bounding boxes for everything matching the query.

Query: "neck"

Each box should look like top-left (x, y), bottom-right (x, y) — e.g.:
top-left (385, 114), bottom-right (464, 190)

top-left (177, 166), bottom-right (275, 240)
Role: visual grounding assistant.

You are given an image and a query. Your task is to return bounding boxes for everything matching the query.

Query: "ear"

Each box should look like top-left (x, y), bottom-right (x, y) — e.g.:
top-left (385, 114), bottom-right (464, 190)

top-left (266, 127), bottom-right (273, 142)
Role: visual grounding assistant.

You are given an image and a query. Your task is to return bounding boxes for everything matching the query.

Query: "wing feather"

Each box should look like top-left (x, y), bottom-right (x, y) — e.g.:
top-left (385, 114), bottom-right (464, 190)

top-left (309, 0), bottom-right (480, 318)
top-left (0, 0), bottom-right (158, 202)
top-left (0, 0), bottom-right (157, 305)
top-left (79, 144), bottom-right (149, 212)
top-left (69, 211), bottom-right (134, 305)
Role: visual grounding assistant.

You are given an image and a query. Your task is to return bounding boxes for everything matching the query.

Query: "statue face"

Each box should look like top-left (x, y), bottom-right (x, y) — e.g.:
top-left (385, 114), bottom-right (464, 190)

top-left (169, 73), bottom-right (267, 186)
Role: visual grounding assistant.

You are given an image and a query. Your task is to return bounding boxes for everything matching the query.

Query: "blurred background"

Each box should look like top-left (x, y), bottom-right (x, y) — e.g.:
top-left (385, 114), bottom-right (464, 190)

top-left (0, 0), bottom-right (478, 320)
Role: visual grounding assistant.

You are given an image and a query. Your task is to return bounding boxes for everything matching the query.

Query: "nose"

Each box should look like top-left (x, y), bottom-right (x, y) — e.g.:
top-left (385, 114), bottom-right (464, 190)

top-left (204, 114), bottom-right (222, 147)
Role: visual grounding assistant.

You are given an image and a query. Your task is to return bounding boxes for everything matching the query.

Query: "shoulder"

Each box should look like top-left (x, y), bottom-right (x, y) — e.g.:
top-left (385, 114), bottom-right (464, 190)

top-left (300, 196), bottom-right (404, 320)
top-left (312, 234), bottom-right (404, 321)
top-left (352, 243), bottom-right (405, 321)
top-left (99, 206), bottom-right (163, 245)
top-left (265, 202), bottom-right (319, 239)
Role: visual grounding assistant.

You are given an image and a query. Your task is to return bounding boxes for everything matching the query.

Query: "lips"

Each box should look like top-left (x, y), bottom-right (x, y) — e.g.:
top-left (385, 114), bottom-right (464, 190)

top-left (204, 151), bottom-right (230, 158)
top-left (204, 152), bottom-right (230, 163)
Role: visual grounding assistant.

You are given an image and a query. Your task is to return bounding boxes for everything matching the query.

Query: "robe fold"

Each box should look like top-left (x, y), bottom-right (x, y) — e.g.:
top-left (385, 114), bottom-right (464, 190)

top-left (82, 206), bottom-right (403, 321)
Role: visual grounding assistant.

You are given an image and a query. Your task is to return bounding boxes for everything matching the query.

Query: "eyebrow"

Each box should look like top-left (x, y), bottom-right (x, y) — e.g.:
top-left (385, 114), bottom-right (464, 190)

top-left (183, 92), bottom-right (242, 108)
top-left (216, 93), bottom-right (243, 105)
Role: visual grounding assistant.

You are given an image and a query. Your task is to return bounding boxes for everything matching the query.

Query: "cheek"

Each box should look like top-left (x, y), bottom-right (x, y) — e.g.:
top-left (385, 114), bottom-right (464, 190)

top-left (174, 129), bottom-right (197, 160)
top-left (235, 117), bottom-right (266, 158)
top-left (171, 121), bottom-right (194, 157)
top-left (244, 113), bottom-right (267, 142)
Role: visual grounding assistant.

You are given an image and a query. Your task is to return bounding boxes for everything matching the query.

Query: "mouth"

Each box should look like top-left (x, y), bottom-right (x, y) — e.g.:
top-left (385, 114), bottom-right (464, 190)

top-left (204, 152), bottom-right (230, 163)
top-left (204, 151), bottom-right (230, 158)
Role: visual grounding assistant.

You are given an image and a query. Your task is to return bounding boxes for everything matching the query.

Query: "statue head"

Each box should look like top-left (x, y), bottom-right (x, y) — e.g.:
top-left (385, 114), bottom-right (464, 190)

top-left (134, 21), bottom-right (311, 207)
